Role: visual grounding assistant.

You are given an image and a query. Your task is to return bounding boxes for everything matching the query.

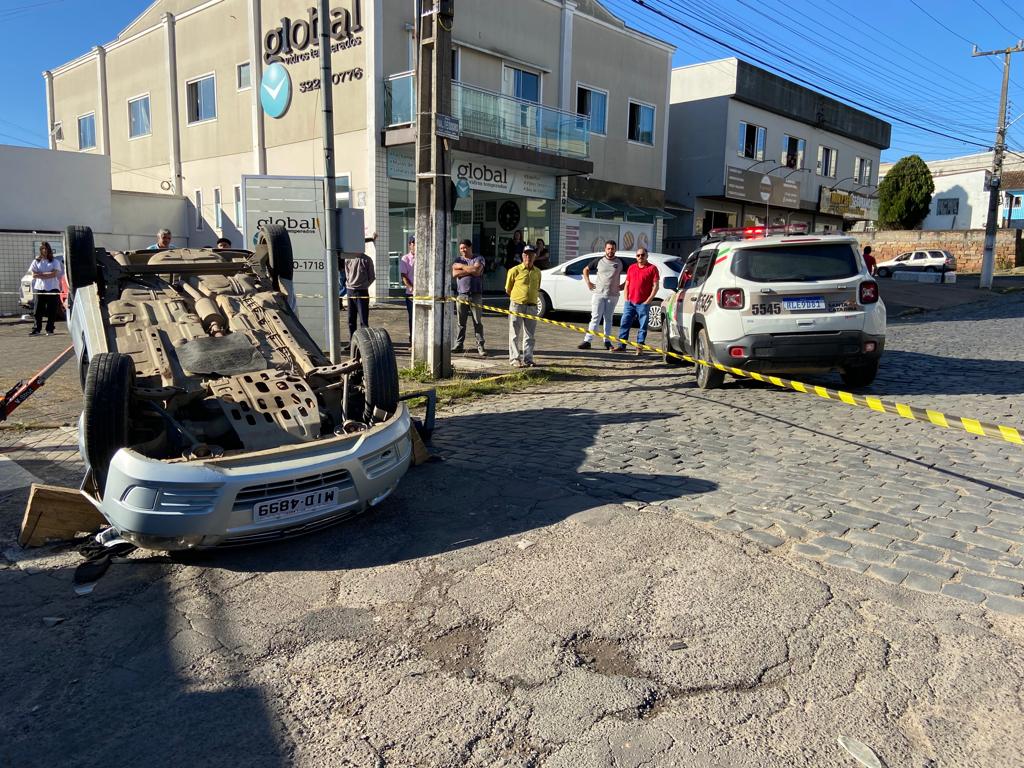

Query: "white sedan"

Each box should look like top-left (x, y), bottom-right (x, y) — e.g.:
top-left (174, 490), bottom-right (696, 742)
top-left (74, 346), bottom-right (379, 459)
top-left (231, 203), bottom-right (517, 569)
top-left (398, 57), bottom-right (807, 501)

top-left (537, 252), bottom-right (683, 330)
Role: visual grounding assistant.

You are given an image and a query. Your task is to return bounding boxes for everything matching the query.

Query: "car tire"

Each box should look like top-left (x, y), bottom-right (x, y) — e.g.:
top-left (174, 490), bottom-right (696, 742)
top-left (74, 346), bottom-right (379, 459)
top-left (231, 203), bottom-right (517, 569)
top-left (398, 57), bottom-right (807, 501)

top-left (83, 352), bottom-right (135, 494)
top-left (695, 328), bottom-right (725, 390)
top-left (841, 360), bottom-right (879, 389)
top-left (662, 321), bottom-right (684, 366)
top-left (924, 266), bottom-right (937, 273)
top-left (647, 299), bottom-right (664, 331)
top-left (258, 224), bottom-right (294, 287)
top-left (877, 267), bottom-right (891, 278)
top-left (349, 327), bottom-right (399, 423)
top-left (65, 225), bottom-right (96, 291)
top-left (536, 290), bottom-right (551, 318)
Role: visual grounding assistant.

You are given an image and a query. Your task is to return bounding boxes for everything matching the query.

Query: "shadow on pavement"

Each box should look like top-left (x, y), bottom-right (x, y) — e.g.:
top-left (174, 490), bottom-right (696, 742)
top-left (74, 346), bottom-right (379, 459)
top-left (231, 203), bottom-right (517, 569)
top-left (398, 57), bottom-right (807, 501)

top-left (200, 407), bottom-right (717, 573)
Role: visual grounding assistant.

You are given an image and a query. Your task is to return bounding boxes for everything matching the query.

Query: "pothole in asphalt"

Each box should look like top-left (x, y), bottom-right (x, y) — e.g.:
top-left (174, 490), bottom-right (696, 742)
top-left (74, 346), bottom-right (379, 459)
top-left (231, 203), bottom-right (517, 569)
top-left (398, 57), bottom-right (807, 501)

top-left (569, 634), bottom-right (677, 720)
top-left (419, 624), bottom-right (486, 678)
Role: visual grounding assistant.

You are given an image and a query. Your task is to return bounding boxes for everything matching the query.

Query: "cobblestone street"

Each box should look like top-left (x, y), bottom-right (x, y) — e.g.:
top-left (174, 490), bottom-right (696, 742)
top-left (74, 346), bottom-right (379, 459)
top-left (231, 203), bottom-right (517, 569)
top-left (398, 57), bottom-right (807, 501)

top-left (2, 289), bottom-right (1023, 766)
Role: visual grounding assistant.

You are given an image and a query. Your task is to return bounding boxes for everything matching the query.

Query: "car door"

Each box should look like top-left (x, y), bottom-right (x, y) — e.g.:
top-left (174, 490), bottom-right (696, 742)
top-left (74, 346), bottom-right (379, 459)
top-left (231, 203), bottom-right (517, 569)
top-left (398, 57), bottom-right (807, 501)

top-left (680, 247), bottom-right (718, 352)
top-left (549, 255), bottom-right (594, 312)
top-left (667, 250), bottom-right (699, 348)
top-left (909, 251), bottom-right (929, 271)
top-left (612, 257), bottom-right (637, 314)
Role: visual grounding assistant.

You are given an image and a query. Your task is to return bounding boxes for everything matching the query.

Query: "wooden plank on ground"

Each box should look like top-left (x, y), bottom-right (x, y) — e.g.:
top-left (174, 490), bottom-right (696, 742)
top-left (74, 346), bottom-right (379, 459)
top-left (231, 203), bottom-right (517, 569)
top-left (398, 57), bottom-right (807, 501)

top-left (18, 483), bottom-right (106, 547)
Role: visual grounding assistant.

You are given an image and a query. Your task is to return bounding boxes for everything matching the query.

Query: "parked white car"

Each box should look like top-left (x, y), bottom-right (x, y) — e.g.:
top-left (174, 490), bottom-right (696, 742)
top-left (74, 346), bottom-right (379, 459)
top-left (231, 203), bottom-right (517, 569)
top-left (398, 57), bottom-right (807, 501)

top-left (537, 252), bottom-right (683, 330)
top-left (875, 249), bottom-right (956, 277)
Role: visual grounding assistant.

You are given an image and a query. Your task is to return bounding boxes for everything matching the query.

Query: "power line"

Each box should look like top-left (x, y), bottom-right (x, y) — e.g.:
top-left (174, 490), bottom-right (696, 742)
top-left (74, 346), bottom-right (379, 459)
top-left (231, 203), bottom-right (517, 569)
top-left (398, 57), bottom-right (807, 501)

top-left (969, 0), bottom-right (1023, 39)
top-left (995, 0), bottom-right (1024, 26)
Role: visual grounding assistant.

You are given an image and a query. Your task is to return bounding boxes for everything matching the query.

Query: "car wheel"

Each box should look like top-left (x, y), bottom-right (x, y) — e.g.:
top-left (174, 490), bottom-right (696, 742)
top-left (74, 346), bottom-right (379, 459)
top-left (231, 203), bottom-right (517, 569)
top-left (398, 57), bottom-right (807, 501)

top-left (695, 328), bottom-right (725, 390)
top-left (924, 265), bottom-right (937, 273)
top-left (647, 300), bottom-right (664, 331)
top-left (83, 352), bottom-right (135, 494)
top-left (65, 225), bottom-right (96, 291)
top-left (841, 360), bottom-right (879, 389)
top-left (536, 290), bottom-right (551, 318)
top-left (348, 327), bottom-right (399, 423)
top-left (877, 267), bottom-right (891, 278)
top-left (258, 224), bottom-right (294, 288)
top-left (662, 321), bottom-right (684, 366)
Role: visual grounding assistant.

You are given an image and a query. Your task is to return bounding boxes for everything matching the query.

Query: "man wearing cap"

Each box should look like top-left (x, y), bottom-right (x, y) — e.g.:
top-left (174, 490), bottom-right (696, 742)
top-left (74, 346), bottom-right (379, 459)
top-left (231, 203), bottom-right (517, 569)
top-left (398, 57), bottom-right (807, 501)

top-left (451, 239), bottom-right (487, 357)
top-left (400, 236), bottom-right (415, 339)
top-left (504, 244), bottom-right (542, 367)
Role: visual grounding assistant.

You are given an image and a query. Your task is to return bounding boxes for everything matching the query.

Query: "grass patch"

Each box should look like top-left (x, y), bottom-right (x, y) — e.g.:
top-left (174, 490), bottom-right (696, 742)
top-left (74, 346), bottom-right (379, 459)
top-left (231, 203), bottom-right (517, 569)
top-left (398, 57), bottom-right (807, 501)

top-left (400, 364), bottom-right (578, 408)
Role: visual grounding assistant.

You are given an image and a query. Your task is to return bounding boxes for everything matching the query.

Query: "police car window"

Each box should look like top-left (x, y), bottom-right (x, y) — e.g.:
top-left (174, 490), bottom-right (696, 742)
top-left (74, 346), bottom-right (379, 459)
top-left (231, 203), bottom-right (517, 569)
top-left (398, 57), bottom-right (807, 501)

top-left (692, 249), bottom-right (717, 284)
top-left (732, 243), bottom-right (858, 282)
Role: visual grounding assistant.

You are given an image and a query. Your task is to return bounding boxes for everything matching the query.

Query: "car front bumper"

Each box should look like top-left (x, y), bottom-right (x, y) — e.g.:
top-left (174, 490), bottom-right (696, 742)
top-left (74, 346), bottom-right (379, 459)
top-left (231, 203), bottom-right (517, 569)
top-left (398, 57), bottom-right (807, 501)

top-left (85, 405), bottom-right (413, 550)
top-left (712, 331), bottom-right (884, 374)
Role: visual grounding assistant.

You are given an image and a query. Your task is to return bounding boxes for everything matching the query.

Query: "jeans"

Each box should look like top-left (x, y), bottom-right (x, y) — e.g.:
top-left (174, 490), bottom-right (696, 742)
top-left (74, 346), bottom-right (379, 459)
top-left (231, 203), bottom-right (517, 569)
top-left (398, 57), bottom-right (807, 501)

top-left (617, 301), bottom-right (650, 345)
top-left (454, 293), bottom-right (485, 349)
top-left (347, 293), bottom-right (370, 339)
top-left (404, 295), bottom-right (413, 337)
top-left (508, 302), bottom-right (537, 363)
top-left (583, 294), bottom-right (616, 343)
top-left (34, 291), bottom-right (60, 333)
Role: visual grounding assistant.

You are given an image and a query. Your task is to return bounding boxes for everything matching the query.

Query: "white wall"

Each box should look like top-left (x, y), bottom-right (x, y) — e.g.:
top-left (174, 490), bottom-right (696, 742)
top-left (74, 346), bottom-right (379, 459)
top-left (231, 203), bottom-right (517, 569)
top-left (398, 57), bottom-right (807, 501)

top-left (0, 144), bottom-right (113, 232)
top-left (923, 169), bottom-right (990, 230)
top-left (109, 190), bottom-right (188, 250)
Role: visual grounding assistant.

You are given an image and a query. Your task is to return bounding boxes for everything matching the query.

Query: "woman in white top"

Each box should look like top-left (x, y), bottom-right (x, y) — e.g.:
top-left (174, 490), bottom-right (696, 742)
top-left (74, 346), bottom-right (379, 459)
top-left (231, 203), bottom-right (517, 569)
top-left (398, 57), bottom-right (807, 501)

top-left (29, 242), bottom-right (64, 336)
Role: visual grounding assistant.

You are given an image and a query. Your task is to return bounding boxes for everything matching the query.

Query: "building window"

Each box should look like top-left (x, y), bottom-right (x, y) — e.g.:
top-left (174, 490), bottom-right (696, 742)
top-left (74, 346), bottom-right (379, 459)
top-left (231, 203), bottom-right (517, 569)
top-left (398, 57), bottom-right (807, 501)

top-left (817, 145), bottom-right (838, 178)
top-left (237, 62), bottom-right (251, 90)
top-left (854, 156), bottom-right (873, 185)
top-left (213, 187), bottom-right (223, 229)
top-left (77, 113), bottom-right (96, 150)
top-left (628, 100), bottom-right (655, 146)
top-left (186, 74), bottom-right (217, 124)
top-left (738, 121), bottom-right (766, 161)
top-left (51, 121), bottom-right (63, 143)
top-left (576, 84), bottom-right (608, 136)
top-left (128, 94), bottom-right (151, 138)
top-left (504, 65), bottom-right (540, 102)
top-left (782, 134), bottom-right (805, 169)
top-left (233, 185), bottom-right (242, 226)
top-left (195, 189), bottom-right (204, 231)
top-left (451, 48), bottom-right (460, 82)
top-left (936, 198), bottom-right (959, 216)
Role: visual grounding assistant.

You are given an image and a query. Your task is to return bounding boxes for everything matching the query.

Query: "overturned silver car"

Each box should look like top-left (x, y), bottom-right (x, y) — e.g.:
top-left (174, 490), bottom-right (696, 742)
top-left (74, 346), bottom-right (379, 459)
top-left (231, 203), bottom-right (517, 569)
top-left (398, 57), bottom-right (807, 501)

top-left (66, 225), bottom-right (411, 550)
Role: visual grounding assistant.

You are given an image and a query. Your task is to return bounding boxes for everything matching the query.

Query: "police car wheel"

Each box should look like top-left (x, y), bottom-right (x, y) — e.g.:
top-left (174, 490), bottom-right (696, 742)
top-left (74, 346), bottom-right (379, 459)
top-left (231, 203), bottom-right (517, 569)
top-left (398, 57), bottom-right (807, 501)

top-left (662, 322), bottom-right (683, 366)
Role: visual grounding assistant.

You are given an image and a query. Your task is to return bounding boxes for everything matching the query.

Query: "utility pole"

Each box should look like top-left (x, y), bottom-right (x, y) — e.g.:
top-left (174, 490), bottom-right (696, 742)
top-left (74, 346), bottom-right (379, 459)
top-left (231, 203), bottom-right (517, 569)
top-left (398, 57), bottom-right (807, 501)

top-left (412, 0), bottom-right (455, 378)
top-left (972, 40), bottom-right (1024, 290)
top-left (319, 0), bottom-right (343, 362)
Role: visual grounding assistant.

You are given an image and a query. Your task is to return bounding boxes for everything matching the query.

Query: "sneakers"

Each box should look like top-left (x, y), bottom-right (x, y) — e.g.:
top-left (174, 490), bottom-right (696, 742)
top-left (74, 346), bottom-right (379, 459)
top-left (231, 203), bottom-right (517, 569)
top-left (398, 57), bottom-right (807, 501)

top-left (604, 341), bottom-right (612, 350)
top-left (634, 347), bottom-right (642, 356)
top-left (451, 345), bottom-right (464, 354)
top-left (611, 345), bottom-right (627, 352)
top-left (477, 346), bottom-right (487, 358)
top-left (510, 360), bottom-right (523, 368)
top-left (524, 360), bottom-right (536, 368)
top-left (29, 329), bottom-right (40, 336)
top-left (577, 341), bottom-right (591, 350)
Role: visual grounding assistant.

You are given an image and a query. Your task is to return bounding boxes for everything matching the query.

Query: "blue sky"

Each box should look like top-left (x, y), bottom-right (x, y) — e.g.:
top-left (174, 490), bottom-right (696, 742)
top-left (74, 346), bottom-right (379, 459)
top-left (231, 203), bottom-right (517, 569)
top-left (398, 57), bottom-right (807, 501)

top-left (2, 0), bottom-right (1023, 163)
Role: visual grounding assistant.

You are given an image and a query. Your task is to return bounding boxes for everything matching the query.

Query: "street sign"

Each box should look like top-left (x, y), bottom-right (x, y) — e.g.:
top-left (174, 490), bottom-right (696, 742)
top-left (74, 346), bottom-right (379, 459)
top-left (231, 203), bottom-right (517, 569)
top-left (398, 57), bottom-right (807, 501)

top-left (436, 114), bottom-right (461, 140)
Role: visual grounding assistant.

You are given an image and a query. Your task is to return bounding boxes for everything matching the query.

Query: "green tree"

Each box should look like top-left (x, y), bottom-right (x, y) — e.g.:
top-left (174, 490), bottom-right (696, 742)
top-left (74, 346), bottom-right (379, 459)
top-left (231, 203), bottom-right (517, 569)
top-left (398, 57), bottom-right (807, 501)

top-left (876, 155), bottom-right (935, 229)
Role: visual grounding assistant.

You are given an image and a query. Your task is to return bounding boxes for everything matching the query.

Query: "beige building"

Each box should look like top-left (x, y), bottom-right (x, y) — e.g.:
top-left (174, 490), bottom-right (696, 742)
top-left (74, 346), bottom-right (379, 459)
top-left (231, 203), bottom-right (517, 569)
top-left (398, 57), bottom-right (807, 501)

top-left (45, 0), bottom-right (674, 297)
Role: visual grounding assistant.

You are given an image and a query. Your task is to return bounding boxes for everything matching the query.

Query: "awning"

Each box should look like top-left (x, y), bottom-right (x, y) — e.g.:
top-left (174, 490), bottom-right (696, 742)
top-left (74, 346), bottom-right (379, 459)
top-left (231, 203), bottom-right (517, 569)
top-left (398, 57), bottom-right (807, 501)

top-left (636, 206), bottom-right (677, 220)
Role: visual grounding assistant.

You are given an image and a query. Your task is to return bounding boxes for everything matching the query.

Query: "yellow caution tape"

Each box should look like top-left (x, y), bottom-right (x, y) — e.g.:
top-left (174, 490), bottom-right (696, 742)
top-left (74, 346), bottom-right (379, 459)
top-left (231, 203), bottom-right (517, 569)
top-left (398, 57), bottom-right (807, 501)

top-left (408, 294), bottom-right (1024, 447)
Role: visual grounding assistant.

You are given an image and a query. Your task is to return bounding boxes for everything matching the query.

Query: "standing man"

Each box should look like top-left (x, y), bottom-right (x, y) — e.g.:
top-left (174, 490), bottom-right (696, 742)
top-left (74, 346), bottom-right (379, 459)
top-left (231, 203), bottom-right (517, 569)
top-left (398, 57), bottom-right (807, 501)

top-left (505, 244), bottom-right (542, 367)
top-left (344, 249), bottom-right (375, 345)
top-left (862, 245), bottom-right (877, 276)
top-left (577, 239), bottom-right (624, 350)
top-left (29, 242), bottom-right (63, 336)
top-left (451, 239), bottom-right (486, 357)
top-left (148, 228), bottom-right (176, 250)
top-left (613, 247), bottom-right (660, 355)
top-left (399, 236), bottom-right (416, 340)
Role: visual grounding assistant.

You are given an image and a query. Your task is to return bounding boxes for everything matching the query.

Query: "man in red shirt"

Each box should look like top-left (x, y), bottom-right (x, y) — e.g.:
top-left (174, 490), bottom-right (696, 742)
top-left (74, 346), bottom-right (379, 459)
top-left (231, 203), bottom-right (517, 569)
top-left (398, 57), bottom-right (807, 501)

top-left (862, 245), bottom-right (877, 276)
top-left (612, 247), bottom-right (660, 355)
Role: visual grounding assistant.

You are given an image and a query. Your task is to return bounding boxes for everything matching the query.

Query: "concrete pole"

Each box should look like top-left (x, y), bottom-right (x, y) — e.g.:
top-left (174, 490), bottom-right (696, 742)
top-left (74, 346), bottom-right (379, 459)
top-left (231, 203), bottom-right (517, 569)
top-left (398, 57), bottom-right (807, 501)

top-left (247, 0), bottom-right (267, 175)
top-left (43, 71), bottom-right (55, 149)
top-left (164, 13), bottom-right (183, 195)
top-left (319, 0), bottom-right (343, 363)
top-left (973, 40), bottom-right (1024, 289)
top-left (95, 46), bottom-right (110, 156)
top-left (412, 0), bottom-right (455, 378)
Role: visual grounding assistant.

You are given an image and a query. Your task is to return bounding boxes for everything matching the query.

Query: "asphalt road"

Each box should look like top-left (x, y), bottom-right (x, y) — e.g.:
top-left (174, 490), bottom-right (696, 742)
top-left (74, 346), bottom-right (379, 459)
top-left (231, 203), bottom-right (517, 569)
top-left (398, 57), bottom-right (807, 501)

top-left (1, 281), bottom-right (1023, 767)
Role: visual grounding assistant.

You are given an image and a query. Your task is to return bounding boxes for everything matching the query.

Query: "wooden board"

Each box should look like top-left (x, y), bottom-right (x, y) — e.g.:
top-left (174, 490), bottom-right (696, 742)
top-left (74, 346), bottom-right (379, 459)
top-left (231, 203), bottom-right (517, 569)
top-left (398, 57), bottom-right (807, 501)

top-left (18, 483), bottom-right (107, 547)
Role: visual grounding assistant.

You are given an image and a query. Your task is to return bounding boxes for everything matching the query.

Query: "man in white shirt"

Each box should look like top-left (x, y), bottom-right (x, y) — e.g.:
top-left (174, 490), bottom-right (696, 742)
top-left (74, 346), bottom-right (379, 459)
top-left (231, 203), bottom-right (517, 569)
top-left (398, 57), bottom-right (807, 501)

top-left (29, 242), bottom-right (64, 336)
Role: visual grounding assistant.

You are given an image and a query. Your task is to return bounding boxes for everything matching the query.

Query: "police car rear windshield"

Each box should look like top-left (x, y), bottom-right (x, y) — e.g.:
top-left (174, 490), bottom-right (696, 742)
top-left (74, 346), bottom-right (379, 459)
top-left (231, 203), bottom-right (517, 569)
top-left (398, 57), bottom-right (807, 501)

top-left (732, 243), bottom-right (859, 283)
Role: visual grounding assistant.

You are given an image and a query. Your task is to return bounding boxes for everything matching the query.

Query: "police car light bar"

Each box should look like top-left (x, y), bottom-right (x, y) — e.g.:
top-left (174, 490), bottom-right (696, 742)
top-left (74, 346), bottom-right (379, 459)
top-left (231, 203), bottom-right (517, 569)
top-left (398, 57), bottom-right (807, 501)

top-left (707, 223), bottom-right (810, 239)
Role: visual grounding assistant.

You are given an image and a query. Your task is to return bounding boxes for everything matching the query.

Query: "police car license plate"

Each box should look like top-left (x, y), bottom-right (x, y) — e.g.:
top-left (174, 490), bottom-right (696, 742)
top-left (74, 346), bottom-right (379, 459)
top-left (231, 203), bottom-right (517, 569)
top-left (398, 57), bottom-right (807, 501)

top-left (783, 296), bottom-right (826, 311)
top-left (252, 487), bottom-right (340, 522)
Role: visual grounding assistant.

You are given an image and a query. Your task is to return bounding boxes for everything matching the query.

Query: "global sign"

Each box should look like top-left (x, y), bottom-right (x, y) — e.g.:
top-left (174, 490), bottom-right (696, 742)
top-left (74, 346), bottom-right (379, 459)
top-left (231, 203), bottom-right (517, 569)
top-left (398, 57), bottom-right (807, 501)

top-left (260, 63), bottom-right (292, 118)
top-left (263, 2), bottom-right (364, 65)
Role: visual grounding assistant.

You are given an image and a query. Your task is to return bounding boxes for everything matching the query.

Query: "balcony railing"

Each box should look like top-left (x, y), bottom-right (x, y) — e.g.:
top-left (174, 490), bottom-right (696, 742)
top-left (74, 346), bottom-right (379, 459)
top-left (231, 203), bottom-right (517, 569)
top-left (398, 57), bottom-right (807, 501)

top-left (384, 72), bottom-right (590, 160)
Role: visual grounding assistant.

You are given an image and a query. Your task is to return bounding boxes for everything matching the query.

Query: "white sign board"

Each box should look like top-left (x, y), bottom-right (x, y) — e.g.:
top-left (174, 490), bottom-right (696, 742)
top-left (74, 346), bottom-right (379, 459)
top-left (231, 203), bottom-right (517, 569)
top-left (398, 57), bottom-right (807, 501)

top-left (242, 175), bottom-right (331, 349)
top-left (451, 153), bottom-right (557, 199)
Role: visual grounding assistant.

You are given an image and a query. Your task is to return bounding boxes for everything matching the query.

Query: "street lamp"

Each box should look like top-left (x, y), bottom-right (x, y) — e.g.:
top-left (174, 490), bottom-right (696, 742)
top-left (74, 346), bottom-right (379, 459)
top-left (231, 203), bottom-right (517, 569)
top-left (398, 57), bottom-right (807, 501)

top-left (745, 158), bottom-right (774, 171)
top-left (783, 167), bottom-right (811, 180)
top-left (831, 176), bottom-right (857, 189)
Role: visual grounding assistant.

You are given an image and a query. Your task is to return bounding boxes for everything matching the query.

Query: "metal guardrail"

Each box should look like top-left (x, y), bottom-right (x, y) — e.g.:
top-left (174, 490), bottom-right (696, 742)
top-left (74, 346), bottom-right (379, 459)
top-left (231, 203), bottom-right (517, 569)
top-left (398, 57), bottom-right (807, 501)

top-left (384, 73), bottom-right (590, 160)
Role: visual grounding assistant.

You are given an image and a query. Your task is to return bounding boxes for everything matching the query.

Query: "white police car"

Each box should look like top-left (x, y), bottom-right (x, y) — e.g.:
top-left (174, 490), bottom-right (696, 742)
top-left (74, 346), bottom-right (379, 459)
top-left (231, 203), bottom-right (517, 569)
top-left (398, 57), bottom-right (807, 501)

top-left (661, 225), bottom-right (885, 389)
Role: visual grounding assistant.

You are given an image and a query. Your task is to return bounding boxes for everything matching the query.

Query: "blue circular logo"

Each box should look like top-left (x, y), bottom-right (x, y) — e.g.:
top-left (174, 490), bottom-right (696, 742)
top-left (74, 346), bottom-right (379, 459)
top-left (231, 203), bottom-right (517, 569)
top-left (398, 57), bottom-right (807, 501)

top-left (260, 63), bottom-right (292, 119)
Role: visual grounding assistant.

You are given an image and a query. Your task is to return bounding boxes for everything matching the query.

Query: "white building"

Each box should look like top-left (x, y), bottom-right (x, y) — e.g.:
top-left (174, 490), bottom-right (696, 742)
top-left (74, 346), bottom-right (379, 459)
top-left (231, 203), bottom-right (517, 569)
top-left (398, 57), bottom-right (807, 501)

top-left (664, 58), bottom-right (890, 251)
